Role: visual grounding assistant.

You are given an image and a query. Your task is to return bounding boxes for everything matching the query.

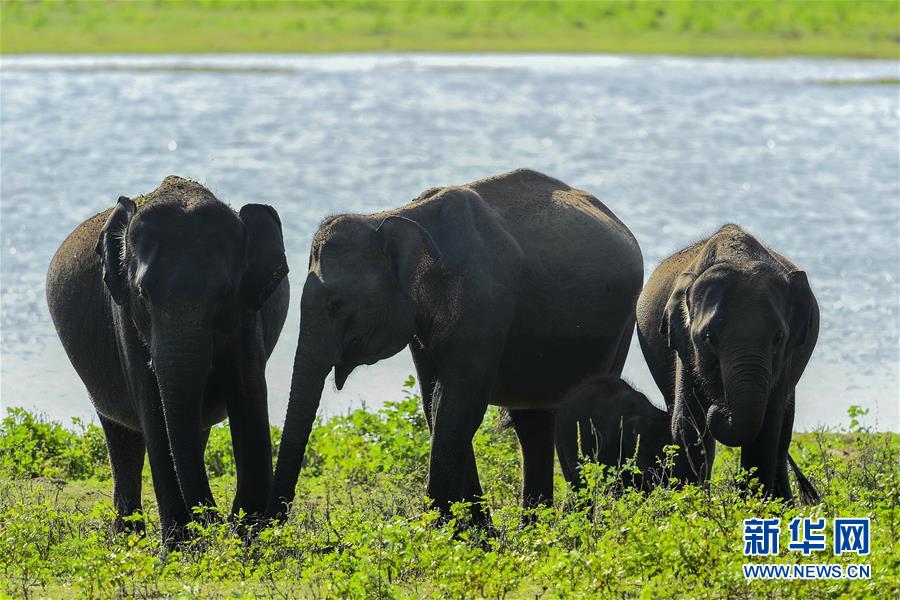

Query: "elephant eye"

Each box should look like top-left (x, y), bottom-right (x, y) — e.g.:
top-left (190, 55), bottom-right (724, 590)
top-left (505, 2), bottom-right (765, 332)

top-left (773, 329), bottom-right (785, 345)
top-left (704, 330), bottom-right (718, 348)
top-left (328, 299), bottom-right (343, 317)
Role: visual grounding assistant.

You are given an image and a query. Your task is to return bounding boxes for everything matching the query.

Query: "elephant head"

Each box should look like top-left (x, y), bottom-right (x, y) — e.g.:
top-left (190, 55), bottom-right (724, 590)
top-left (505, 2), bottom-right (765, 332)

top-left (267, 214), bottom-right (441, 518)
top-left (660, 262), bottom-right (813, 448)
top-left (95, 183), bottom-right (288, 509)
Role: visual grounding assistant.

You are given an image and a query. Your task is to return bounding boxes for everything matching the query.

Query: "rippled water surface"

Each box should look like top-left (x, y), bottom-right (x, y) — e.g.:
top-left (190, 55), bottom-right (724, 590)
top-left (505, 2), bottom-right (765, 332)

top-left (1, 54), bottom-right (897, 430)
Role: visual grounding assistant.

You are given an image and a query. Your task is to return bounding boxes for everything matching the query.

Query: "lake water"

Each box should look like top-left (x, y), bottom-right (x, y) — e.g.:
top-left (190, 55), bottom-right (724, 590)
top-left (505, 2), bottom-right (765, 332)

top-left (1, 54), bottom-right (897, 431)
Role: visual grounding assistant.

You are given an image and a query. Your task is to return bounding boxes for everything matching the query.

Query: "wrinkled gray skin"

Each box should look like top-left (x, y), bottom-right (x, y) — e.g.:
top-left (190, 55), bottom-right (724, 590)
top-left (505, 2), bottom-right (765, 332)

top-left (46, 177), bottom-right (290, 546)
top-left (636, 224), bottom-right (819, 501)
top-left (267, 169), bottom-right (643, 524)
top-left (555, 376), bottom-right (671, 492)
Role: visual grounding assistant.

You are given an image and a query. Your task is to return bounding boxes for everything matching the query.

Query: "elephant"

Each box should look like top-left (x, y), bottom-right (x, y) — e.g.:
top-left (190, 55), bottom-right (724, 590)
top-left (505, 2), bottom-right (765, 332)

top-left (635, 224), bottom-right (820, 503)
top-left (266, 168), bottom-right (643, 524)
top-left (554, 376), bottom-right (671, 492)
top-left (46, 176), bottom-right (290, 545)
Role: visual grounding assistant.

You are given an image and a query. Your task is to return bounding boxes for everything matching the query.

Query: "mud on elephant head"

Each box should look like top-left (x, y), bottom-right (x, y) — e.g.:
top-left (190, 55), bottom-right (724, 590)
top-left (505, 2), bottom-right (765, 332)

top-left (96, 176), bottom-right (288, 321)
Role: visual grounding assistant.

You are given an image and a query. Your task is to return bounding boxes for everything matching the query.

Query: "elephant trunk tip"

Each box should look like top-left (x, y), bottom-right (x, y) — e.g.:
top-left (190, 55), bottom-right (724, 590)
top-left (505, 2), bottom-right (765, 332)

top-left (334, 363), bottom-right (351, 390)
top-left (706, 404), bottom-right (762, 447)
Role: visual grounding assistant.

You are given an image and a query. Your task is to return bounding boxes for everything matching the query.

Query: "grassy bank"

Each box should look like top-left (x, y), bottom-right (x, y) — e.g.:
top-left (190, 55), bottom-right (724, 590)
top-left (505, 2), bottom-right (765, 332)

top-left (1, 379), bottom-right (898, 598)
top-left (1, 0), bottom-right (898, 58)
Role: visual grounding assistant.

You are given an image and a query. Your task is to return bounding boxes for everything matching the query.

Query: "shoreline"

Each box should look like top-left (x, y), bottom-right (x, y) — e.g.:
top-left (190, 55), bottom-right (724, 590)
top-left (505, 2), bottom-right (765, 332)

top-left (2, 45), bottom-right (896, 61)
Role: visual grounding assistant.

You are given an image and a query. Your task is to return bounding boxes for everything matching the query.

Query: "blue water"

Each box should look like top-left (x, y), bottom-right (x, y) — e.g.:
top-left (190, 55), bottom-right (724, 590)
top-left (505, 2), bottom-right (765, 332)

top-left (1, 54), bottom-right (897, 430)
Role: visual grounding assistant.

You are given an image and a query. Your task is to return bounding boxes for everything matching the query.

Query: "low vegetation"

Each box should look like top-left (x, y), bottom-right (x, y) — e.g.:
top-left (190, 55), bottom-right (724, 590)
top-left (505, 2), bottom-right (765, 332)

top-left (0, 378), bottom-right (897, 598)
top-left (1, 0), bottom-right (898, 58)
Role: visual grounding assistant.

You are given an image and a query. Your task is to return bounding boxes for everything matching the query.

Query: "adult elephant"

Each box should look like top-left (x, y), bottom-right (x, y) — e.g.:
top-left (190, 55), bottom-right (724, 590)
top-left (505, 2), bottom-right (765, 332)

top-left (266, 168), bottom-right (643, 523)
top-left (46, 176), bottom-right (290, 545)
top-left (636, 224), bottom-right (819, 502)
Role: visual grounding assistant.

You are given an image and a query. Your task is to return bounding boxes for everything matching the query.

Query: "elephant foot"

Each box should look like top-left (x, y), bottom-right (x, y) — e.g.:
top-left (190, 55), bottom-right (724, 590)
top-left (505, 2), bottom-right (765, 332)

top-left (468, 527), bottom-right (497, 551)
top-left (160, 521), bottom-right (194, 552)
top-left (432, 498), bottom-right (497, 543)
top-left (450, 515), bottom-right (498, 550)
top-left (469, 500), bottom-right (494, 530)
top-left (159, 510), bottom-right (221, 551)
top-left (112, 510), bottom-right (145, 537)
top-left (518, 501), bottom-right (553, 529)
top-left (227, 510), bottom-right (267, 544)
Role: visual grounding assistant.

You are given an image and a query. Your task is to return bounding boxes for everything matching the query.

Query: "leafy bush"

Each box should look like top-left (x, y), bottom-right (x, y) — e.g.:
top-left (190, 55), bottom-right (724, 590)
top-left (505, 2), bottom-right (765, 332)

top-left (0, 387), bottom-right (897, 597)
top-left (0, 408), bottom-right (108, 480)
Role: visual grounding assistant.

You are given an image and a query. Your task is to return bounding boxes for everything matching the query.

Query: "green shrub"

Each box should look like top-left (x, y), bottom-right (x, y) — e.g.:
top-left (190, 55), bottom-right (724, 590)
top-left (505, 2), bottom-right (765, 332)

top-left (0, 408), bottom-right (108, 480)
top-left (0, 387), bottom-right (897, 597)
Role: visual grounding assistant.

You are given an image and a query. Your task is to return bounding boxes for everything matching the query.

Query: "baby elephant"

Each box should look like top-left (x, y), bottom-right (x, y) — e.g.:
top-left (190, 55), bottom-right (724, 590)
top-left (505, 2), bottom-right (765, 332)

top-left (555, 376), bottom-right (671, 492)
top-left (46, 176), bottom-right (290, 546)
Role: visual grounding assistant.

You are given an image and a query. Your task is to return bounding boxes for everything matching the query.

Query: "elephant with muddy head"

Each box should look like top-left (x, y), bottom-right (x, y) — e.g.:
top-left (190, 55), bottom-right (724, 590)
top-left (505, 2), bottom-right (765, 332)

top-left (636, 224), bottom-right (819, 502)
top-left (46, 176), bottom-right (290, 546)
top-left (266, 169), bottom-right (644, 524)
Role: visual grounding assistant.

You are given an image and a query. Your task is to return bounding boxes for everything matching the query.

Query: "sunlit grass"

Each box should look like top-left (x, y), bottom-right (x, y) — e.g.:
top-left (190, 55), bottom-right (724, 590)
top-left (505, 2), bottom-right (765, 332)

top-left (1, 379), bottom-right (898, 597)
top-left (1, 0), bottom-right (898, 57)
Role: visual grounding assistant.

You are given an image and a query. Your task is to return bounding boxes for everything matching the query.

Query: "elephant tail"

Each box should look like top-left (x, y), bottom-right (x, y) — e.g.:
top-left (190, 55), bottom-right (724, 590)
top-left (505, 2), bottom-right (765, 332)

top-left (787, 453), bottom-right (821, 505)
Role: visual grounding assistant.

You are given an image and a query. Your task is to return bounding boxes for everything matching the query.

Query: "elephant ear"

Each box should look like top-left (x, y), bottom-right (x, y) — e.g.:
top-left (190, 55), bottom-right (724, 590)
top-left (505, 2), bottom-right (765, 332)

top-left (660, 271), bottom-right (697, 359)
top-left (239, 204), bottom-right (289, 311)
top-left (376, 215), bottom-right (442, 292)
top-left (787, 270), bottom-right (814, 348)
top-left (95, 196), bottom-right (136, 306)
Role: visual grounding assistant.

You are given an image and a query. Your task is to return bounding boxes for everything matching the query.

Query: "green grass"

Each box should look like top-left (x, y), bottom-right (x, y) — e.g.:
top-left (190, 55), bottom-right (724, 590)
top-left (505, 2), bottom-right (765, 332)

top-left (1, 378), bottom-right (898, 598)
top-left (1, 0), bottom-right (898, 57)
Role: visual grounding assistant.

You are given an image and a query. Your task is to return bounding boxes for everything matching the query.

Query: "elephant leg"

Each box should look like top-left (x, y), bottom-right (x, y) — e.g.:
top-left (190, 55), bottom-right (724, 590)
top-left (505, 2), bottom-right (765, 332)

top-left (225, 342), bottom-right (273, 517)
top-left (773, 391), bottom-right (796, 502)
top-left (740, 391), bottom-right (786, 497)
top-left (508, 409), bottom-right (555, 516)
top-left (554, 414), bottom-right (595, 515)
top-left (412, 350), bottom-right (438, 433)
top-left (554, 419), bottom-right (584, 491)
top-left (140, 392), bottom-right (191, 544)
top-left (414, 349), bottom-right (489, 527)
top-left (426, 349), bottom-right (497, 524)
top-left (99, 414), bottom-right (145, 534)
top-left (461, 446), bottom-right (490, 528)
top-left (116, 330), bottom-right (191, 545)
top-left (430, 379), bottom-right (490, 527)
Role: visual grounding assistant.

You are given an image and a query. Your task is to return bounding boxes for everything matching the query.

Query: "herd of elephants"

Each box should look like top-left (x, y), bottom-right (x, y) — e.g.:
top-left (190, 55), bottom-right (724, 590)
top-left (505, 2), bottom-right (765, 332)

top-left (46, 168), bottom-right (821, 546)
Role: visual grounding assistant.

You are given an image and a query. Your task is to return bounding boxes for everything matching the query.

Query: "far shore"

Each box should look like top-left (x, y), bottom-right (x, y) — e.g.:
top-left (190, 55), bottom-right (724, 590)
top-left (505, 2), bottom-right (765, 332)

top-left (1, 1), bottom-right (897, 59)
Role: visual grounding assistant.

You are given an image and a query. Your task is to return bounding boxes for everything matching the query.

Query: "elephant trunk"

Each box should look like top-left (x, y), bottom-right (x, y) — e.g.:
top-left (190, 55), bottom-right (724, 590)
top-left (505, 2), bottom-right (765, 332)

top-left (152, 320), bottom-right (215, 514)
top-left (266, 323), bottom-right (332, 520)
top-left (706, 346), bottom-right (772, 447)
